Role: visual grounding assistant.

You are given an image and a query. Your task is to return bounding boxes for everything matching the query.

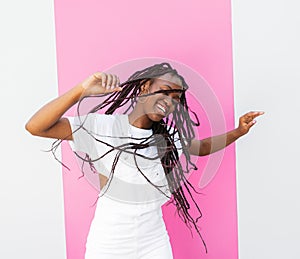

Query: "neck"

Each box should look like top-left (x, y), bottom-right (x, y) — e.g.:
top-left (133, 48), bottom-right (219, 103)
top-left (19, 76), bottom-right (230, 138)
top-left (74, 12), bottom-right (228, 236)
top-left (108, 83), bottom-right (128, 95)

top-left (128, 107), bottom-right (153, 129)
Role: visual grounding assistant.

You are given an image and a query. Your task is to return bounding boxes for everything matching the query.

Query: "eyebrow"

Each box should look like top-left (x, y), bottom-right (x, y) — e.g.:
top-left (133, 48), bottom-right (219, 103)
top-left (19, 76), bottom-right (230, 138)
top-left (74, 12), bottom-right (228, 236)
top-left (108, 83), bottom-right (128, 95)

top-left (163, 84), bottom-right (172, 90)
top-left (162, 84), bottom-right (183, 91)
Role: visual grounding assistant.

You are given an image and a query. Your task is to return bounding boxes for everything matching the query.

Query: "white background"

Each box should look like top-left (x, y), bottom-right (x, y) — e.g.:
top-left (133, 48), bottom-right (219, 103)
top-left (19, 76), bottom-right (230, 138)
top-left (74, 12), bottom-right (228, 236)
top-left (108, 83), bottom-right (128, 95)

top-left (0, 1), bottom-right (66, 258)
top-left (232, 0), bottom-right (300, 258)
top-left (0, 0), bottom-right (299, 258)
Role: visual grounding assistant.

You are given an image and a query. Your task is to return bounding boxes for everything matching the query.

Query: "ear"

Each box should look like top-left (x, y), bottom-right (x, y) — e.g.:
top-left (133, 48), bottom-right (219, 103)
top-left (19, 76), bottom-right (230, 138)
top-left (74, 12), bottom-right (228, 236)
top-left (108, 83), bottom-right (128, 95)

top-left (140, 80), bottom-right (151, 94)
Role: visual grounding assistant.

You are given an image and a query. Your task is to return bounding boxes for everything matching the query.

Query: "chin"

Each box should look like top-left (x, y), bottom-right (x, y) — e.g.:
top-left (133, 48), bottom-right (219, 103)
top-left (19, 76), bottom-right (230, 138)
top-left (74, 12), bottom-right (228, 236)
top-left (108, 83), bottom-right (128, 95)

top-left (147, 113), bottom-right (165, 122)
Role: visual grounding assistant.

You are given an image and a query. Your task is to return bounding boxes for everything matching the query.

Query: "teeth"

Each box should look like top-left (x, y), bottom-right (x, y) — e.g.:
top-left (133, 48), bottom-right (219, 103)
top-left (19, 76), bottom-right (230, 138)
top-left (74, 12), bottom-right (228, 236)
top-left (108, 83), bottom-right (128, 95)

top-left (157, 104), bottom-right (166, 114)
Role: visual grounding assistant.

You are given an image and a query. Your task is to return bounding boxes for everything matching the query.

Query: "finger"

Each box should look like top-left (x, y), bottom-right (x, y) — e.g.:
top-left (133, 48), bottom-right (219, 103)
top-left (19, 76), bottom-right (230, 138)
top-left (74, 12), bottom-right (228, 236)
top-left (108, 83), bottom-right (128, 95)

top-left (248, 120), bottom-right (257, 128)
top-left (241, 111), bottom-right (263, 123)
top-left (243, 111), bottom-right (256, 118)
top-left (103, 85), bottom-right (122, 94)
top-left (245, 111), bottom-right (264, 117)
top-left (112, 86), bottom-right (122, 92)
top-left (249, 111), bottom-right (265, 120)
top-left (93, 72), bottom-right (103, 80)
top-left (100, 73), bottom-right (107, 87)
top-left (111, 74), bottom-right (118, 87)
top-left (106, 74), bottom-right (113, 89)
top-left (255, 111), bottom-right (265, 116)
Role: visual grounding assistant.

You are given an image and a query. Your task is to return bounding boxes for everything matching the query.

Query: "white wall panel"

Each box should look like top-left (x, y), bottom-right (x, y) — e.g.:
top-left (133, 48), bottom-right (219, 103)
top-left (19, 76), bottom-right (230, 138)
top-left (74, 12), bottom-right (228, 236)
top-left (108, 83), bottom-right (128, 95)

top-left (232, 1), bottom-right (300, 258)
top-left (0, 1), bottom-right (66, 258)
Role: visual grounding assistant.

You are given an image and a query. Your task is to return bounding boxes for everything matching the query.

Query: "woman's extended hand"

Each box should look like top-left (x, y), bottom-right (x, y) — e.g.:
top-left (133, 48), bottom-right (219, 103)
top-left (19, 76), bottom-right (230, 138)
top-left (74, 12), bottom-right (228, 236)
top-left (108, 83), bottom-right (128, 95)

top-left (189, 111), bottom-right (264, 156)
top-left (237, 111), bottom-right (265, 136)
top-left (80, 72), bottom-right (122, 96)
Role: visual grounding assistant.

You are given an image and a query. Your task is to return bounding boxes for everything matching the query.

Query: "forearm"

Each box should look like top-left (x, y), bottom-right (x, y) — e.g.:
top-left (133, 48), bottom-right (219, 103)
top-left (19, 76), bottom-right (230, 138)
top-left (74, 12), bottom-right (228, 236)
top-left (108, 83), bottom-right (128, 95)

top-left (190, 128), bottom-right (243, 156)
top-left (189, 111), bottom-right (264, 156)
top-left (25, 84), bottom-right (84, 135)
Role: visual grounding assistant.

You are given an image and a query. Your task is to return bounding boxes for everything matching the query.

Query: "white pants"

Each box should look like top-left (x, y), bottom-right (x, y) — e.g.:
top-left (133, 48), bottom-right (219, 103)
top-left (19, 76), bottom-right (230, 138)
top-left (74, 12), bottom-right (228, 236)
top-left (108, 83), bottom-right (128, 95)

top-left (85, 195), bottom-right (174, 259)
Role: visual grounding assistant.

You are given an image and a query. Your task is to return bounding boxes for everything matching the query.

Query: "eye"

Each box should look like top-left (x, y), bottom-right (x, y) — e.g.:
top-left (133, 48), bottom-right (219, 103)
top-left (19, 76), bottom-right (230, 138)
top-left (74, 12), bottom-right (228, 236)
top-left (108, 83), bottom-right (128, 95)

top-left (160, 87), bottom-right (169, 94)
top-left (159, 87), bottom-right (182, 103)
top-left (171, 93), bottom-right (181, 101)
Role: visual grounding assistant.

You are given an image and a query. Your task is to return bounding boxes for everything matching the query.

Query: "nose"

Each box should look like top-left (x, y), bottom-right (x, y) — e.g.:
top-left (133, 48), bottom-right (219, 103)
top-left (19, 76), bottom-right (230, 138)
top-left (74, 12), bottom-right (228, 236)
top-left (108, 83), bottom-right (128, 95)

top-left (163, 96), bottom-right (172, 107)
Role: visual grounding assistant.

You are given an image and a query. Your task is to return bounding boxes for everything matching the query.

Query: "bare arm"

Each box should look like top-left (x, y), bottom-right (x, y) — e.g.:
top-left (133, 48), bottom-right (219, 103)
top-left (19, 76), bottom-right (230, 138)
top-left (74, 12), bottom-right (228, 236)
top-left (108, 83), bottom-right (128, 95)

top-left (189, 111), bottom-right (264, 156)
top-left (25, 73), bottom-right (121, 140)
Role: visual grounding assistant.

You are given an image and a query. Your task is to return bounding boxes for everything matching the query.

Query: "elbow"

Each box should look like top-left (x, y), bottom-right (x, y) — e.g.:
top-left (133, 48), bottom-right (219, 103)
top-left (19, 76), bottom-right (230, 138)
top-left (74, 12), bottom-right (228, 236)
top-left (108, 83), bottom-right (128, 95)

top-left (25, 121), bottom-right (41, 136)
top-left (198, 141), bottom-right (211, 156)
top-left (25, 121), bottom-right (35, 135)
top-left (198, 150), bottom-right (209, 157)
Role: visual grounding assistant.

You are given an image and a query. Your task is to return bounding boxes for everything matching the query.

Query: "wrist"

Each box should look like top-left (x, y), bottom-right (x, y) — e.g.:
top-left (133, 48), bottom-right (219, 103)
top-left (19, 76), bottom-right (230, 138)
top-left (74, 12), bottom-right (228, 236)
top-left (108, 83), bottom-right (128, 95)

top-left (73, 84), bottom-right (88, 99)
top-left (234, 127), bottom-right (246, 138)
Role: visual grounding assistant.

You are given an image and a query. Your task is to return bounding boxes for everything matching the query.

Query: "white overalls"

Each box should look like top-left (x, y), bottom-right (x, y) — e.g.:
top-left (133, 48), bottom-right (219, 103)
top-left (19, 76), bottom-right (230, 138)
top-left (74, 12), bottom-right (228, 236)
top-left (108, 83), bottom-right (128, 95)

top-left (68, 114), bottom-right (182, 259)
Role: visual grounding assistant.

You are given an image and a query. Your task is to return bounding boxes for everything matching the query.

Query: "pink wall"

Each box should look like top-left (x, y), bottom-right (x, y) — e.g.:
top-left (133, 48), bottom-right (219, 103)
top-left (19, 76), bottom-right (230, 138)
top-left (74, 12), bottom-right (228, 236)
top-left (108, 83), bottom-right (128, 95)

top-left (54, 0), bottom-right (237, 258)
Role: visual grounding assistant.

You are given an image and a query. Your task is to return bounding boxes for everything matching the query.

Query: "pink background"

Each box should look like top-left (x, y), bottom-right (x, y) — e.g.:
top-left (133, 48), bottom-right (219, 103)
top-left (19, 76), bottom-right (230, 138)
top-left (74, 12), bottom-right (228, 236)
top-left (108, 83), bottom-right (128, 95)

top-left (54, 0), bottom-right (237, 258)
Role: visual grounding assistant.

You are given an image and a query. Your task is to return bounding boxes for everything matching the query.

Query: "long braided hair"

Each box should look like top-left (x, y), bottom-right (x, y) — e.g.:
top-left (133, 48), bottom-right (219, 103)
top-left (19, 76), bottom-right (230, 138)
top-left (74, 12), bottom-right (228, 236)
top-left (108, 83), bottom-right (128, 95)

top-left (54, 62), bottom-right (207, 252)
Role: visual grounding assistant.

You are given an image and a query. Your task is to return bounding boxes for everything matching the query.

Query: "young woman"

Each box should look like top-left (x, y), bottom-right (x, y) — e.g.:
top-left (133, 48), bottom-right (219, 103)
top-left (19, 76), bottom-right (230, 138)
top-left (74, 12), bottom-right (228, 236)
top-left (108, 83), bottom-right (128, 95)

top-left (26, 63), bottom-right (263, 259)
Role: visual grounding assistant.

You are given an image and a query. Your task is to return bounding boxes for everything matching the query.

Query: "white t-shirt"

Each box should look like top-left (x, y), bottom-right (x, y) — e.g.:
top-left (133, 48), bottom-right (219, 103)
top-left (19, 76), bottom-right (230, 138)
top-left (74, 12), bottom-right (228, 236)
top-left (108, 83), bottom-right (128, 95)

top-left (67, 113), bottom-right (183, 208)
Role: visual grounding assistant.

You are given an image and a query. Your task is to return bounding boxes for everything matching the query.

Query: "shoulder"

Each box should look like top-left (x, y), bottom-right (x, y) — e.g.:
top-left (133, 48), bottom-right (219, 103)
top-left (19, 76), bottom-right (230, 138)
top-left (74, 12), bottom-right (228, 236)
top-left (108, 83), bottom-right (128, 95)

top-left (68, 113), bottom-right (119, 125)
top-left (94, 113), bottom-right (126, 126)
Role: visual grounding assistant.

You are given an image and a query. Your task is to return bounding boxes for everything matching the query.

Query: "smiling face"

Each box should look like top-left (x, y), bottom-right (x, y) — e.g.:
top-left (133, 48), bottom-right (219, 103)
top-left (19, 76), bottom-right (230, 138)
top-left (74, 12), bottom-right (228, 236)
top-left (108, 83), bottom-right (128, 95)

top-left (129, 73), bottom-right (184, 128)
top-left (146, 78), bottom-right (182, 116)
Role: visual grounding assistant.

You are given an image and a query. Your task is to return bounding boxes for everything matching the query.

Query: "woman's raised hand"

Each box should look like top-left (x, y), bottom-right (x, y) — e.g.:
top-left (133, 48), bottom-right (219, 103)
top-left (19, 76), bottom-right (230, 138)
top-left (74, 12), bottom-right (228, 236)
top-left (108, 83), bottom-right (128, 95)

top-left (80, 72), bottom-right (122, 96)
top-left (25, 72), bottom-right (122, 139)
